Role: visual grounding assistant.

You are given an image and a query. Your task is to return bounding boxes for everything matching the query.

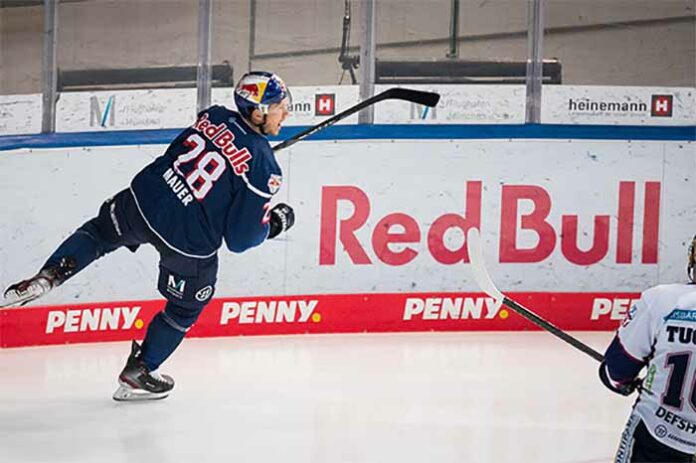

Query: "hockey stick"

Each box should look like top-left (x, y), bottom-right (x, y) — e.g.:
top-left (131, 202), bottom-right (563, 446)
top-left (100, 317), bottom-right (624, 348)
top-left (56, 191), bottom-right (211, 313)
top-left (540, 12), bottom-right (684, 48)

top-left (272, 88), bottom-right (440, 152)
top-left (465, 228), bottom-right (605, 363)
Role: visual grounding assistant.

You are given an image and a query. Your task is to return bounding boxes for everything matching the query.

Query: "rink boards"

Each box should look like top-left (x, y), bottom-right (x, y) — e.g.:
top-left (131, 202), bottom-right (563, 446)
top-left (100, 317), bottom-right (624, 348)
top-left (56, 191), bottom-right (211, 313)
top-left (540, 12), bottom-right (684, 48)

top-left (1, 292), bottom-right (642, 347)
top-left (0, 125), bottom-right (694, 347)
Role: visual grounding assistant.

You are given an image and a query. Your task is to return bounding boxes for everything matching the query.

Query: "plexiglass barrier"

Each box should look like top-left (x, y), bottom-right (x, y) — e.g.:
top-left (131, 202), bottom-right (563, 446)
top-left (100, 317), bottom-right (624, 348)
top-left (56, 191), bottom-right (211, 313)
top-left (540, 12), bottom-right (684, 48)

top-left (0, 0), bottom-right (693, 134)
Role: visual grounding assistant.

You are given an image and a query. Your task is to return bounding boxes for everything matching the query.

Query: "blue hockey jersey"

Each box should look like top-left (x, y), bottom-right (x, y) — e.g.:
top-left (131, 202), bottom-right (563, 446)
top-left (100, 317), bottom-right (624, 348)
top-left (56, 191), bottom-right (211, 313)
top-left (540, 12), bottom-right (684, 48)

top-left (130, 105), bottom-right (282, 258)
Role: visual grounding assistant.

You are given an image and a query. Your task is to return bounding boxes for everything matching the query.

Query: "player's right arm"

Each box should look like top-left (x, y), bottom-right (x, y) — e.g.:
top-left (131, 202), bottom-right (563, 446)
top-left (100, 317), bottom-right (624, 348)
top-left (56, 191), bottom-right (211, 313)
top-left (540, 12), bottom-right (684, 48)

top-left (223, 189), bottom-right (294, 253)
top-left (223, 184), bottom-right (272, 253)
top-left (599, 290), bottom-right (656, 395)
top-left (222, 148), bottom-right (294, 253)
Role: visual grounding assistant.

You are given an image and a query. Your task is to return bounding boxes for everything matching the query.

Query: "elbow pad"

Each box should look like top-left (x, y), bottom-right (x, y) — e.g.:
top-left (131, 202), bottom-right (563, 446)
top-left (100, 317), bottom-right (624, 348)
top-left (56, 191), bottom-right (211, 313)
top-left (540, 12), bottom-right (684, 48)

top-left (598, 361), bottom-right (641, 396)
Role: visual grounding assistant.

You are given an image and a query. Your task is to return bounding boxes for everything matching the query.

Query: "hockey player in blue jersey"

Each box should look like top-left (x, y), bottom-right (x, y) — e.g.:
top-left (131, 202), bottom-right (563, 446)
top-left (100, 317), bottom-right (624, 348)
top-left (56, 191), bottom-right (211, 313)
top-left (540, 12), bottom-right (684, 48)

top-left (2, 71), bottom-right (295, 401)
top-left (599, 235), bottom-right (696, 462)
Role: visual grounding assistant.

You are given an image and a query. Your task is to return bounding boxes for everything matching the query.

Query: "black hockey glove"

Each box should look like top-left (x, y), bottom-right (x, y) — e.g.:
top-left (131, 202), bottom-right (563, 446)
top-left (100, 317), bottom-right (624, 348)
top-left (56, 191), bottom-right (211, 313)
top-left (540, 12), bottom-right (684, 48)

top-left (598, 361), bottom-right (642, 396)
top-left (268, 203), bottom-right (295, 239)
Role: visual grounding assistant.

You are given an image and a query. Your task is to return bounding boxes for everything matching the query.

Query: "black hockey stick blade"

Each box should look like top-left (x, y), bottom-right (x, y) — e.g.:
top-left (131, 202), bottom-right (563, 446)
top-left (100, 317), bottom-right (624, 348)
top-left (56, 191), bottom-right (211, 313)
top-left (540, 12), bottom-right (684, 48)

top-left (273, 88), bottom-right (441, 152)
top-left (466, 228), bottom-right (605, 363)
top-left (382, 88), bottom-right (440, 107)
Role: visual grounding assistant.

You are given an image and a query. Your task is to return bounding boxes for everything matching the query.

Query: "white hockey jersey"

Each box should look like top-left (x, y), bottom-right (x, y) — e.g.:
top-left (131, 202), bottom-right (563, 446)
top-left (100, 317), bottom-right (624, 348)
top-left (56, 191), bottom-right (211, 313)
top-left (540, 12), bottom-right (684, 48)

top-left (615, 283), bottom-right (696, 454)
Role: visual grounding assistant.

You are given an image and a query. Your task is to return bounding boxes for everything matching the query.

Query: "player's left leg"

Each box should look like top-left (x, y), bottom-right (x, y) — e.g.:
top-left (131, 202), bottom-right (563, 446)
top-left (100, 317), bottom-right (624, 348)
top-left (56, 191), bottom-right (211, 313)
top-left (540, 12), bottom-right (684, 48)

top-left (113, 251), bottom-right (218, 401)
top-left (3, 191), bottom-right (141, 308)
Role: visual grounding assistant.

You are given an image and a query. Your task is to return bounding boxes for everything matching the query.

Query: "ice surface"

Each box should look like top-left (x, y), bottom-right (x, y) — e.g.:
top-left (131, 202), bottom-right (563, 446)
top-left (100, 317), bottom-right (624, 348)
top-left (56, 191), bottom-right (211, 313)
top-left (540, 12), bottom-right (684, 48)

top-left (0, 331), bottom-right (627, 463)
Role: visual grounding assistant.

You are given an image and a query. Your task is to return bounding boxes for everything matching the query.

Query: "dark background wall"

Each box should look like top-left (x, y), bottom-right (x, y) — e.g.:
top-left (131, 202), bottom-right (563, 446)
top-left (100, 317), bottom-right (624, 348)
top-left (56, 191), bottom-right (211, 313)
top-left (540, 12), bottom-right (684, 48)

top-left (1, 0), bottom-right (694, 94)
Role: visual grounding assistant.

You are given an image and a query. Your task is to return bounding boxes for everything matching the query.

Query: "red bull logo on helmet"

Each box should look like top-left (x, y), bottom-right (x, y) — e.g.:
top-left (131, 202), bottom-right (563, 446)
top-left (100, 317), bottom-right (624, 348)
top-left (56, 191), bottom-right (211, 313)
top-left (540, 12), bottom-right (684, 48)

top-left (234, 71), bottom-right (289, 118)
top-left (238, 80), bottom-right (268, 104)
top-left (241, 84), bottom-right (259, 97)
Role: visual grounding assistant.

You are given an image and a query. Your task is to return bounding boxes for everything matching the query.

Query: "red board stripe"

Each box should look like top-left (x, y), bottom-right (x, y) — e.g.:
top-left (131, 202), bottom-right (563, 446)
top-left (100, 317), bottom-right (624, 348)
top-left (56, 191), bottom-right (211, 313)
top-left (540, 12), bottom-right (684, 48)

top-left (0, 291), bottom-right (639, 348)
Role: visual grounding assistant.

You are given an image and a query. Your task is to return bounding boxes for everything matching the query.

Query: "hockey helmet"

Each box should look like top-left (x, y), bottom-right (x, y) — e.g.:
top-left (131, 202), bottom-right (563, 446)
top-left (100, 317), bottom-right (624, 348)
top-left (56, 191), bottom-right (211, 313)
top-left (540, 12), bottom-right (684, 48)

top-left (689, 234), bottom-right (696, 284)
top-left (234, 71), bottom-right (290, 119)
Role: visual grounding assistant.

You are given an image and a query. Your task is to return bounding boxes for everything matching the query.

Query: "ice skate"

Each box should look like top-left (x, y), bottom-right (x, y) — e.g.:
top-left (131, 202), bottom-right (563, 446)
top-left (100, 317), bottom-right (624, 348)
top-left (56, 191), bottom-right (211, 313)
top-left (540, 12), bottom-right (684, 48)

top-left (1, 257), bottom-right (76, 308)
top-left (113, 341), bottom-right (175, 402)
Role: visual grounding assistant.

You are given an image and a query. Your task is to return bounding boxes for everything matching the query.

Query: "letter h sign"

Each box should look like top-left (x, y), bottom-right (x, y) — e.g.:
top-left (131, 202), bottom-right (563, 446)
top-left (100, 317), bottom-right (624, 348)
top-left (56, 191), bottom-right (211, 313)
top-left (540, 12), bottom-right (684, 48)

top-left (651, 95), bottom-right (673, 117)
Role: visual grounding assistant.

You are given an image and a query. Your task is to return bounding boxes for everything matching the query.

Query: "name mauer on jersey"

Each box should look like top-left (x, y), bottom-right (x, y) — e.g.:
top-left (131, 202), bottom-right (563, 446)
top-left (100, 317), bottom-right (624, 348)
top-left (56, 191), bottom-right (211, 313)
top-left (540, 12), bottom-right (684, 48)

top-left (162, 168), bottom-right (195, 206)
top-left (193, 112), bottom-right (251, 175)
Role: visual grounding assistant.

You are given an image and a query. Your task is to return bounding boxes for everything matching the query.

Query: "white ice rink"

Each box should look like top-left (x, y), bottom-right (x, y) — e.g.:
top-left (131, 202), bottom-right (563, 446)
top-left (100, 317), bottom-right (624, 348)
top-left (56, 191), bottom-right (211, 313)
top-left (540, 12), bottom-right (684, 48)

top-left (1, 331), bottom-right (631, 463)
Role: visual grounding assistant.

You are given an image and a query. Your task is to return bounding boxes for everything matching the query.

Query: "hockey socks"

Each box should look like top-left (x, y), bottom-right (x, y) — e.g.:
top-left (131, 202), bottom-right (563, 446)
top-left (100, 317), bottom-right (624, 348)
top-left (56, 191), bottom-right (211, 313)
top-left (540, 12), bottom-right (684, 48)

top-left (140, 308), bottom-right (188, 371)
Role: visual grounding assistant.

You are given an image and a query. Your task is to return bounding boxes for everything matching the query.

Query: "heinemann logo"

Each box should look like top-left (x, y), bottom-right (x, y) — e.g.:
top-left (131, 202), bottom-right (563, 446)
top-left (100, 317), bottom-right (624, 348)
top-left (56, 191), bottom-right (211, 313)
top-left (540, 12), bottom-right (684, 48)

top-left (90, 95), bottom-right (116, 127)
top-left (568, 98), bottom-right (647, 113)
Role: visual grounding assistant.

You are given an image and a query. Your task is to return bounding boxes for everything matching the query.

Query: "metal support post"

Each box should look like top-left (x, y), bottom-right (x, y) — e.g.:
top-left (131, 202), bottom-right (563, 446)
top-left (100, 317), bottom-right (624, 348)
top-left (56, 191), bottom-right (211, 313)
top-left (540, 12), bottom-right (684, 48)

top-left (41, 0), bottom-right (58, 133)
top-left (197, 0), bottom-right (213, 114)
top-left (358, 0), bottom-right (376, 124)
top-left (525, 0), bottom-right (545, 123)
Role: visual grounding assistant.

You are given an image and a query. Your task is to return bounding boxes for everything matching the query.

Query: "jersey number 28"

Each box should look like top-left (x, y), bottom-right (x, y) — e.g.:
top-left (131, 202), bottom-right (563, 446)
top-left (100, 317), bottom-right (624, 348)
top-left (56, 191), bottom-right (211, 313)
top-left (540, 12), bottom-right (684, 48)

top-left (173, 133), bottom-right (226, 200)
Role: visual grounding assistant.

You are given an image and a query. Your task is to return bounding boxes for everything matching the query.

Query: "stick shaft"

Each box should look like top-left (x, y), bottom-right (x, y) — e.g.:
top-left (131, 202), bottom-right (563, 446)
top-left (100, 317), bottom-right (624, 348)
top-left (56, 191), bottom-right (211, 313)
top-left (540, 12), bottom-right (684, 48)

top-left (272, 93), bottom-right (385, 151)
top-left (466, 227), bottom-right (604, 363)
top-left (502, 296), bottom-right (605, 362)
top-left (272, 88), bottom-right (439, 152)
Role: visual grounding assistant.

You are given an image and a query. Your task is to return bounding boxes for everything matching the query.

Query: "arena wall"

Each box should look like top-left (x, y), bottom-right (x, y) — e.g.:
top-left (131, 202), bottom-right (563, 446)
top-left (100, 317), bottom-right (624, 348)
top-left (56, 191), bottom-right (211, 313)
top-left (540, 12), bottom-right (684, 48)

top-left (0, 124), bottom-right (693, 347)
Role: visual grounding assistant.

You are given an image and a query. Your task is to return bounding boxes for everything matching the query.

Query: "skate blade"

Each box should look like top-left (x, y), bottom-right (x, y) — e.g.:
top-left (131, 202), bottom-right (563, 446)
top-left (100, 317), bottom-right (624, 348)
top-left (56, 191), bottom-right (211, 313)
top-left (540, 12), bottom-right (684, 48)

top-left (112, 384), bottom-right (170, 402)
top-left (0, 294), bottom-right (37, 309)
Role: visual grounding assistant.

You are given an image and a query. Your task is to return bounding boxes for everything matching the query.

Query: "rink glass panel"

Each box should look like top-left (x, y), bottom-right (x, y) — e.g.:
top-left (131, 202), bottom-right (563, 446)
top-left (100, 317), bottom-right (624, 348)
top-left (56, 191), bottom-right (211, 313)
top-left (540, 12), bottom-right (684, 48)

top-left (543, 0), bottom-right (695, 87)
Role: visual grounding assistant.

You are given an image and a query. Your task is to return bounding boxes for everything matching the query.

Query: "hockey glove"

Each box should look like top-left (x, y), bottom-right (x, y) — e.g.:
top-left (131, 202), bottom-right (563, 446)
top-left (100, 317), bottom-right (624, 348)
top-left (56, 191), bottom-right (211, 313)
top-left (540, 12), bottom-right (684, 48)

top-left (598, 361), bottom-right (642, 396)
top-left (268, 203), bottom-right (295, 239)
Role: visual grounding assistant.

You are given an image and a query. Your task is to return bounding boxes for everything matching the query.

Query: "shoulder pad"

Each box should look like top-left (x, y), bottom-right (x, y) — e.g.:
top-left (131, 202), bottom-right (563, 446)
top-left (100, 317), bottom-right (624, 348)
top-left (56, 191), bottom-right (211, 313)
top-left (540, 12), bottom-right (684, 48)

top-left (240, 145), bottom-right (282, 199)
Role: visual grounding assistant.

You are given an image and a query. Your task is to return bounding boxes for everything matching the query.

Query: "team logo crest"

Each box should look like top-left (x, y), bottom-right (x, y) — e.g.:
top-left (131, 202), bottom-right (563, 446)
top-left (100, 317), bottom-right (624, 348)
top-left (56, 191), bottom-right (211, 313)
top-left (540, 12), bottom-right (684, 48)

top-left (195, 285), bottom-right (214, 302)
top-left (268, 174), bottom-right (282, 194)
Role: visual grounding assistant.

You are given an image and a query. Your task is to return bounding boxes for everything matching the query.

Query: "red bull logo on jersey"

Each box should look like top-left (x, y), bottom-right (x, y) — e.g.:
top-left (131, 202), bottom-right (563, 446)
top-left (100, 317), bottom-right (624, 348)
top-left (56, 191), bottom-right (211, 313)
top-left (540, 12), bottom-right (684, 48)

top-left (45, 306), bottom-right (143, 334)
top-left (192, 113), bottom-right (252, 175)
